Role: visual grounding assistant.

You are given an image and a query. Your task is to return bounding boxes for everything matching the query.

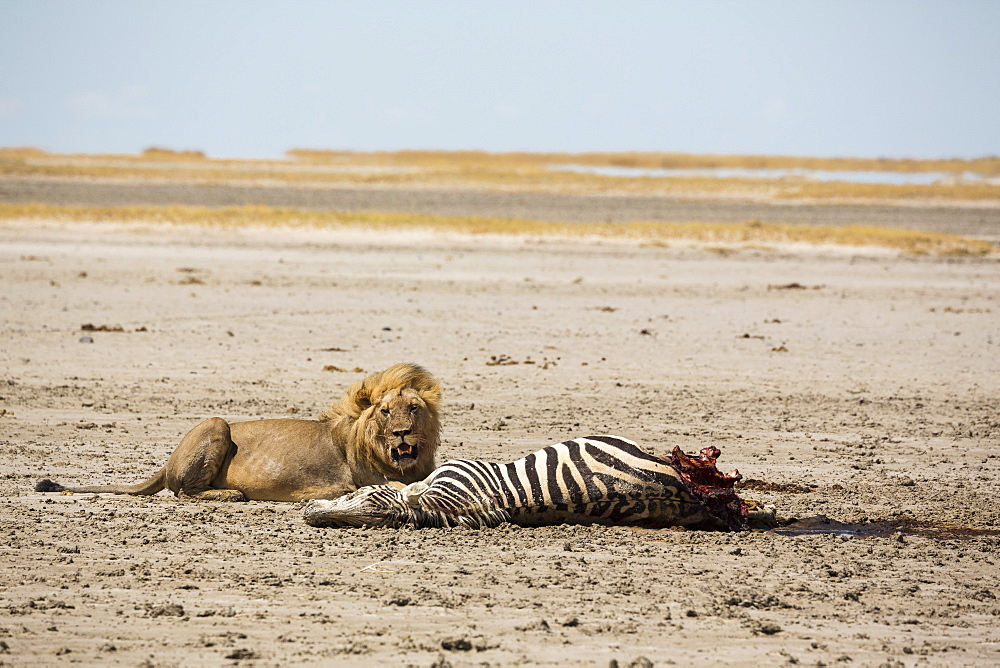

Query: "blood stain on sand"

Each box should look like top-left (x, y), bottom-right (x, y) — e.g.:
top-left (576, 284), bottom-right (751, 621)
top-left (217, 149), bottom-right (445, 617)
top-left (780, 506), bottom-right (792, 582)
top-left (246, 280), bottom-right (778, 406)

top-left (774, 515), bottom-right (1000, 539)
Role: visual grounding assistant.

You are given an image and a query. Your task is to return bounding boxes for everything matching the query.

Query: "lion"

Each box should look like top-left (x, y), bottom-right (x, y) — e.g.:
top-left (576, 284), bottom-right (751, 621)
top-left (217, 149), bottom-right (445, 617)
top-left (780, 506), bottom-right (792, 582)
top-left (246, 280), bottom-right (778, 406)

top-left (35, 362), bottom-right (442, 502)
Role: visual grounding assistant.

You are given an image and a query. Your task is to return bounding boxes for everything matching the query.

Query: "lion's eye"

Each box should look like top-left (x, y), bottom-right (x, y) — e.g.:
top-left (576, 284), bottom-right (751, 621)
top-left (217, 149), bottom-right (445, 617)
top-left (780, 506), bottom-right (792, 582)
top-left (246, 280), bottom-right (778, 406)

top-left (409, 405), bottom-right (420, 413)
top-left (380, 408), bottom-right (390, 416)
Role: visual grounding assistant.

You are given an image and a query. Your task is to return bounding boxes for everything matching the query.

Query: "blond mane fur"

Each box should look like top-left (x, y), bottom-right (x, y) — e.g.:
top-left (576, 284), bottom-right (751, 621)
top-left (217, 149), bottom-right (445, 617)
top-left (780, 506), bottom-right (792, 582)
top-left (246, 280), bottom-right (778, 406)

top-left (320, 363), bottom-right (443, 482)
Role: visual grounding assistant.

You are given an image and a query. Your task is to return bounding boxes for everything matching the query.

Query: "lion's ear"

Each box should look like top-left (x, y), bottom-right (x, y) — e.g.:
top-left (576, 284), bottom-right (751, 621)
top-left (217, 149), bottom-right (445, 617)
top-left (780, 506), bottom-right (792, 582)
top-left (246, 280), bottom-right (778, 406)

top-left (345, 378), bottom-right (374, 415)
top-left (418, 381), bottom-right (442, 411)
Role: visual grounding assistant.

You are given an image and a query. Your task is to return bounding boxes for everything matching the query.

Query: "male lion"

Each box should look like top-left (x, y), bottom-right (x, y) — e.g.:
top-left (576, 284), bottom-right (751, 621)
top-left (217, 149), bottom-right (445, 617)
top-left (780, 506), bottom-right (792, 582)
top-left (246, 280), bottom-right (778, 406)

top-left (36, 362), bottom-right (442, 502)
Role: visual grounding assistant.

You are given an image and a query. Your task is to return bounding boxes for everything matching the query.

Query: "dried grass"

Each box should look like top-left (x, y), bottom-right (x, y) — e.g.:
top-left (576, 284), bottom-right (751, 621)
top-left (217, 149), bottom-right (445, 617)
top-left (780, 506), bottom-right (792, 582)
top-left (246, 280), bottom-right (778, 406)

top-left (2, 148), bottom-right (998, 202)
top-left (1, 203), bottom-right (993, 257)
top-left (287, 148), bottom-right (1000, 176)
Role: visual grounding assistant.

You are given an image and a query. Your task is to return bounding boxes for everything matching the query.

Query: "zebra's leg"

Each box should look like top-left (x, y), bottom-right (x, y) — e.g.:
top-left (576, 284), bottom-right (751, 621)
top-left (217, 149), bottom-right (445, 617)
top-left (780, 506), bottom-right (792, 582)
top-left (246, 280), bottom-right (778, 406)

top-left (745, 500), bottom-right (778, 529)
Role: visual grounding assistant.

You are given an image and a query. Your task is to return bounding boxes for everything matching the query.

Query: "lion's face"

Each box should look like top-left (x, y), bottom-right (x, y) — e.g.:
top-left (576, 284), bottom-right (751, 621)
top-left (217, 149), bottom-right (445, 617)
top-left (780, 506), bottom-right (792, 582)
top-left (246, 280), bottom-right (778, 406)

top-left (373, 387), bottom-right (437, 474)
top-left (327, 363), bottom-right (443, 484)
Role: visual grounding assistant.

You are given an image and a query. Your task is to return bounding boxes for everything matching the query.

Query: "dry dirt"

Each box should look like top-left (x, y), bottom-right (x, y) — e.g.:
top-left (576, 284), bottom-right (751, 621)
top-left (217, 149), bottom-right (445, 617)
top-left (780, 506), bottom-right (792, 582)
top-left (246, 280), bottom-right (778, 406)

top-left (1, 191), bottom-right (999, 666)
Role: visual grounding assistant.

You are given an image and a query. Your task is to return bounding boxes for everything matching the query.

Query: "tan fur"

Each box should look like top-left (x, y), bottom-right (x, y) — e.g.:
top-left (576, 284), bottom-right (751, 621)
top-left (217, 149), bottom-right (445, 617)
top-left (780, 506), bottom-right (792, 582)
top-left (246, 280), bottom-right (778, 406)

top-left (44, 363), bottom-right (442, 502)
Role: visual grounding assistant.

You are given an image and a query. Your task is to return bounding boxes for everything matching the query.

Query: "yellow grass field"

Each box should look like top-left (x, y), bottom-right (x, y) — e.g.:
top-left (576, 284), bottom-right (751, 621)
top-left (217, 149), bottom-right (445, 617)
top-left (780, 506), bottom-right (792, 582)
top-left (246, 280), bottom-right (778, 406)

top-left (2, 147), bottom-right (999, 203)
top-left (1, 202), bottom-right (995, 256)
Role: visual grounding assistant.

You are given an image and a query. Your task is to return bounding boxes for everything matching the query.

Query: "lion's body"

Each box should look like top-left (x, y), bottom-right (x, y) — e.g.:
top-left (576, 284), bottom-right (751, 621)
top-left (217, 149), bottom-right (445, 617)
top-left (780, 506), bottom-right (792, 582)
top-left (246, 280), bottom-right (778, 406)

top-left (36, 363), bottom-right (442, 502)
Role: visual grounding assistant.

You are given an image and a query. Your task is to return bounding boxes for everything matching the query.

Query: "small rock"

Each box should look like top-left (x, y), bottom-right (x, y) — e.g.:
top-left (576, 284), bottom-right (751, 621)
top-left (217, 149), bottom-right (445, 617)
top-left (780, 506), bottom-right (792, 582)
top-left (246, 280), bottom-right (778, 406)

top-left (147, 603), bottom-right (185, 618)
top-left (79, 336), bottom-right (94, 344)
top-left (225, 649), bottom-right (258, 660)
top-left (384, 595), bottom-right (412, 606)
top-left (440, 637), bottom-right (472, 651)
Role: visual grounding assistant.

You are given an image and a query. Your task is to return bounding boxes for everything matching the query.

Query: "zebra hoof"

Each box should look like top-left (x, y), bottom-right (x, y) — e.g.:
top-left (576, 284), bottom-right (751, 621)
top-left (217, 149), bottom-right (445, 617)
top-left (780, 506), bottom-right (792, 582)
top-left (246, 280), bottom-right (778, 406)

top-left (746, 501), bottom-right (778, 529)
top-left (401, 481), bottom-right (429, 507)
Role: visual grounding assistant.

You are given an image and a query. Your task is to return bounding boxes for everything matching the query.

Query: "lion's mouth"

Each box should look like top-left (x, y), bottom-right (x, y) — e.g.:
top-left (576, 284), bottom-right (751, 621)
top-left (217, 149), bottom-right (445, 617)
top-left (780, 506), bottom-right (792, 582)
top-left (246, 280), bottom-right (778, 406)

top-left (391, 436), bottom-right (420, 468)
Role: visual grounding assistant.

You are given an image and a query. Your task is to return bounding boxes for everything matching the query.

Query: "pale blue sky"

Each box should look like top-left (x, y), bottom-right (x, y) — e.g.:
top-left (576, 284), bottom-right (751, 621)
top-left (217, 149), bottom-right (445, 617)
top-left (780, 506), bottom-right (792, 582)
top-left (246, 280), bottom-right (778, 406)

top-left (1, 0), bottom-right (998, 160)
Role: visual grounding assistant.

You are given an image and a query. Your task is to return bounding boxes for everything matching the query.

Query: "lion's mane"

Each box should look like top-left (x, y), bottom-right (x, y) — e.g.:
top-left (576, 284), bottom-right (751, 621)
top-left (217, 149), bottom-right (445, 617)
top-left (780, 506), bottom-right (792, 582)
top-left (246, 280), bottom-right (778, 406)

top-left (319, 362), bottom-right (442, 483)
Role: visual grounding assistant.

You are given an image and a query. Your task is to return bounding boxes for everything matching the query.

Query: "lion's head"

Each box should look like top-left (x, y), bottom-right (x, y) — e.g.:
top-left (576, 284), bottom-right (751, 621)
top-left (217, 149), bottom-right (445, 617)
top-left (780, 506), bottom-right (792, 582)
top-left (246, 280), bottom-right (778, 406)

top-left (320, 363), bottom-right (442, 484)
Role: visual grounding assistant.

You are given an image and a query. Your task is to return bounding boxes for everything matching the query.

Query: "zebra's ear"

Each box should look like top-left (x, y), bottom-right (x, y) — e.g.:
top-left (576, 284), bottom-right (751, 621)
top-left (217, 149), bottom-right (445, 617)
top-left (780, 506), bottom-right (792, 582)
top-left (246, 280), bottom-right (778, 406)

top-left (401, 481), bottom-right (429, 507)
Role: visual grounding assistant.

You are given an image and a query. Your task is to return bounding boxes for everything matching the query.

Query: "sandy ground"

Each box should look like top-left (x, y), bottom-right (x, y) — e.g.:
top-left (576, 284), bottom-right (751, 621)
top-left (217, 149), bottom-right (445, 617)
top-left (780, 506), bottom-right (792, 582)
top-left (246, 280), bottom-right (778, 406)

top-left (1, 212), bottom-right (999, 666)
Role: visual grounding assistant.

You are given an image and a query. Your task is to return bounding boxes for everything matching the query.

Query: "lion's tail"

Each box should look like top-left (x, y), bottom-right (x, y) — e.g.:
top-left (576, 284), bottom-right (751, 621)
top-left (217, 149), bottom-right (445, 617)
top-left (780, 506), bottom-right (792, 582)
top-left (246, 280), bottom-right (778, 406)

top-left (35, 467), bottom-right (167, 496)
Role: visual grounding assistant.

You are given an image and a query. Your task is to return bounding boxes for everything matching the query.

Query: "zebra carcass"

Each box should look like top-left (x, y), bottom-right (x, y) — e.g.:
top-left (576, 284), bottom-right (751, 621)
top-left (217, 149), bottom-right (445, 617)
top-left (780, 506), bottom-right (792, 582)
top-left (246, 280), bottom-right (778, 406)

top-left (303, 436), bottom-right (763, 531)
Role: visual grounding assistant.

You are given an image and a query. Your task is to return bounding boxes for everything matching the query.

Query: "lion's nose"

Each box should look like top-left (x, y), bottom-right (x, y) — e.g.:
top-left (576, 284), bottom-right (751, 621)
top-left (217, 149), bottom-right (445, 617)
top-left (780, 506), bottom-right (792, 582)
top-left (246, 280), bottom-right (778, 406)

top-left (393, 428), bottom-right (411, 437)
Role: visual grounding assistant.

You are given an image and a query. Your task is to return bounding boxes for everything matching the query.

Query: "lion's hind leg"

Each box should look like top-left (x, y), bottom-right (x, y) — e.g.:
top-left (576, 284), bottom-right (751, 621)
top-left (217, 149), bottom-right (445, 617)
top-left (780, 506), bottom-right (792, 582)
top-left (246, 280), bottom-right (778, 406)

top-left (165, 417), bottom-right (247, 502)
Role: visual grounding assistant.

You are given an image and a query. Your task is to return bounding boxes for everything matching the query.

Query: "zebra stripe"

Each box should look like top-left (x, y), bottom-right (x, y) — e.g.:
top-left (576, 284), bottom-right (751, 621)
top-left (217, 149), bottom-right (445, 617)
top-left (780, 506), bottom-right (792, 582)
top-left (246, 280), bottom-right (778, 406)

top-left (302, 435), bottom-right (749, 531)
top-left (522, 452), bottom-right (544, 506)
top-left (493, 460), bottom-right (519, 509)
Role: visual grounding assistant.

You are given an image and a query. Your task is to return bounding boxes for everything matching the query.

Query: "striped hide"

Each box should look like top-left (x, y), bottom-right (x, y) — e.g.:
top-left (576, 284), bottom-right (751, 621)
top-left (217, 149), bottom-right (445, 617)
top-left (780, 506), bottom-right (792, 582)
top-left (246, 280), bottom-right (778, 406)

top-left (303, 435), bottom-right (748, 531)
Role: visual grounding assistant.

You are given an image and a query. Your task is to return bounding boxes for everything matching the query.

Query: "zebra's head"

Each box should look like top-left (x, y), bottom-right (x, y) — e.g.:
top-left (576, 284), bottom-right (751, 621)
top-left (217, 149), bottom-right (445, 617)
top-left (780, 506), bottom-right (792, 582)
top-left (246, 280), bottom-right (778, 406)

top-left (302, 482), bottom-right (429, 528)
